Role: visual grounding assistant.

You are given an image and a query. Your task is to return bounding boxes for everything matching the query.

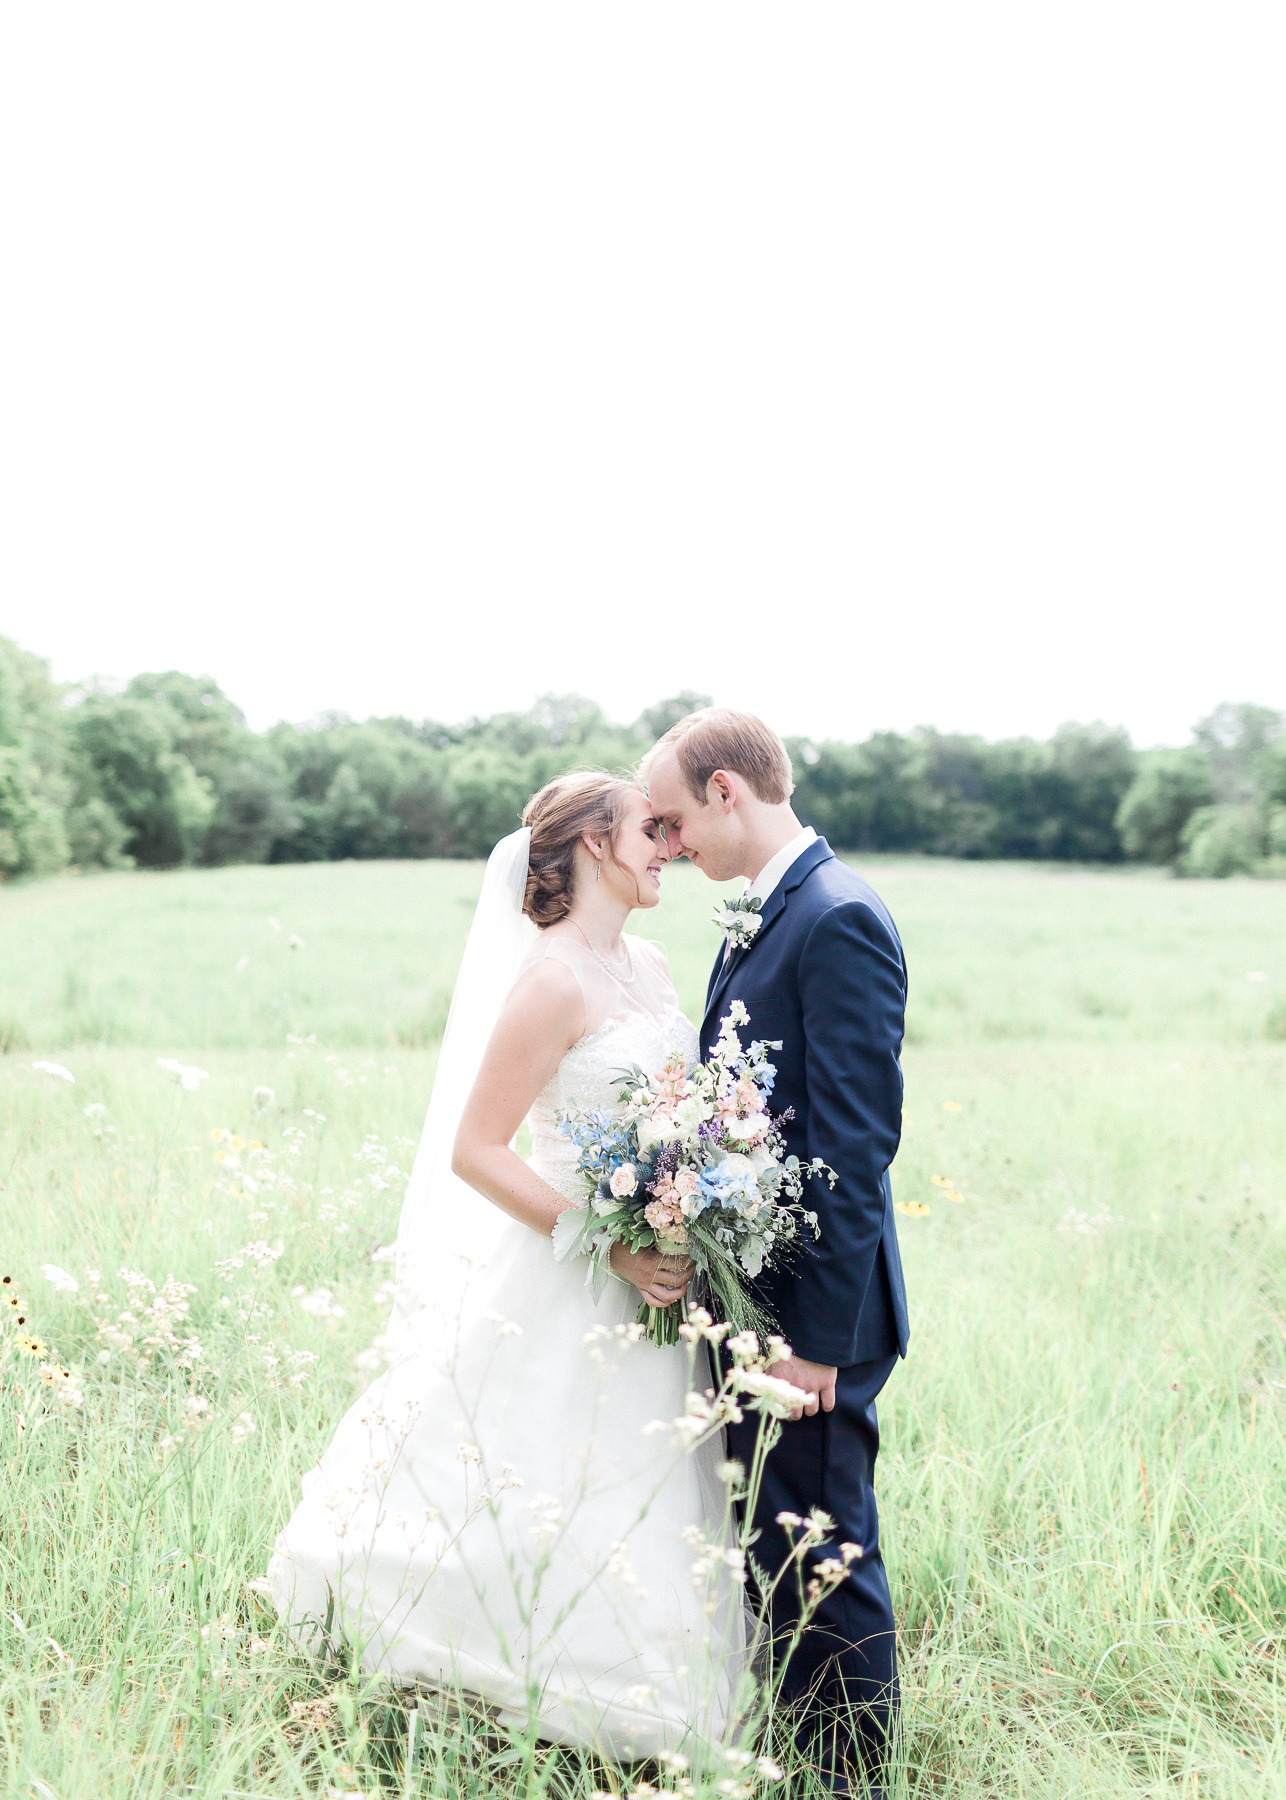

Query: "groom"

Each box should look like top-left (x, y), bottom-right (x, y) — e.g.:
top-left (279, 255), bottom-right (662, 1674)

top-left (642, 709), bottom-right (909, 1796)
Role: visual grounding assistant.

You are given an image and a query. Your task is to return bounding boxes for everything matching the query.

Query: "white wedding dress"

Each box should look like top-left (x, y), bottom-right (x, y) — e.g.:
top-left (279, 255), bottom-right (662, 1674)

top-left (269, 926), bottom-right (745, 1758)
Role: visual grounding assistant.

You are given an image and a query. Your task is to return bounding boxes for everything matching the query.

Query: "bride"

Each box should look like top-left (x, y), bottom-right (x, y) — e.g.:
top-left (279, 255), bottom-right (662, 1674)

top-left (269, 771), bottom-right (746, 1757)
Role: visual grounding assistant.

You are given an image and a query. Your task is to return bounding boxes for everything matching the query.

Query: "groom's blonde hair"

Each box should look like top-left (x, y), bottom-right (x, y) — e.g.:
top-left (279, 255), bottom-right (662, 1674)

top-left (642, 708), bottom-right (794, 806)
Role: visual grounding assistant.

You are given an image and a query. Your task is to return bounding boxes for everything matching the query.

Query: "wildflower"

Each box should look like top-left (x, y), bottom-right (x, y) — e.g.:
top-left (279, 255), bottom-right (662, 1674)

top-left (757, 1756), bottom-right (785, 1781)
top-left (246, 1576), bottom-right (274, 1598)
top-left (230, 1412), bottom-right (256, 1443)
top-left (39, 1364), bottom-right (84, 1408)
top-left (1058, 1207), bottom-right (1114, 1237)
top-left (292, 1286), bottom-right (346, 1320)
top-left (83, 1102), bottom-right (106, 1120)
top-left (32, 1062), bottom-right (75, 1083)
top-left (41, 1265), bottom-right (79, 1294)
top-left (156, 1058), bottom-right (210, 1092)
top-left (240, 1240), bottom-right (283, 1266)
top-left (287, 934), bottom-right (305, 951)
top-left (183, 1395), bottom-right (210, 1430)
top-left (942, 1100), bottom-right (963, 1112)
top-left (17, 1335), bottom-right (46, 1357)
top-left (895, 1200), bottom-right (931, 1218)
top-left (252, 1085), bottom-right (276, 1111)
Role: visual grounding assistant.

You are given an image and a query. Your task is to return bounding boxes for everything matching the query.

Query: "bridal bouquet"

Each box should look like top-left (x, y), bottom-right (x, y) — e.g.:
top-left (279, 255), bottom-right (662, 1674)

top-left (552, 1002), bottom-right (833, 1345)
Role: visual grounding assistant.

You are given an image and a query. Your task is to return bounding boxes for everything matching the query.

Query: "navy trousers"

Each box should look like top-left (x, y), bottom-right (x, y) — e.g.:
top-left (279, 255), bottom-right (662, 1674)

top-left (724, 1355), bottom-right (900, 1785)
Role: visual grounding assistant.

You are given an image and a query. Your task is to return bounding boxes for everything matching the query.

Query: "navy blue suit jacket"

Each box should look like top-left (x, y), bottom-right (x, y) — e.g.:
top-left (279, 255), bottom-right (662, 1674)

top-left (700, 838), bottom-right (910, 1367)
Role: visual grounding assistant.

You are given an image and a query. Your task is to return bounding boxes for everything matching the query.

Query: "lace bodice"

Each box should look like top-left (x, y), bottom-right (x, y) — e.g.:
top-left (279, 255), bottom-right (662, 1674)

top-left (522, 934), bottom-right (698, 1199)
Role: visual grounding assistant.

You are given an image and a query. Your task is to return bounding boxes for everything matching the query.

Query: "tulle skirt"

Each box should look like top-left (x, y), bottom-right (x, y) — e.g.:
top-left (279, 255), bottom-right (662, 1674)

top-left (268, 1193), bottom-right (746, 1758)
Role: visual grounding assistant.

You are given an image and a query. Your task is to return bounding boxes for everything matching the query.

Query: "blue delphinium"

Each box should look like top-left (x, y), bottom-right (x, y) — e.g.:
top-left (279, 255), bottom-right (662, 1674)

top-left (697, 1155), bottom-right (761, 1215)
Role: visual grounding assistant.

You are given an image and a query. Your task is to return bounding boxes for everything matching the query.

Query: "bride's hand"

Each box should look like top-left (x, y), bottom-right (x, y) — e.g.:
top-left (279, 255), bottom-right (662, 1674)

top-left (609, 1243), bottom-right (695, 1309)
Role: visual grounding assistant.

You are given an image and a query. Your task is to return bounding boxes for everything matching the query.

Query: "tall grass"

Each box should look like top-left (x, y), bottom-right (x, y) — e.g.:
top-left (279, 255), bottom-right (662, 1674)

top-left (2, 858), bottom-right (1284, 1795)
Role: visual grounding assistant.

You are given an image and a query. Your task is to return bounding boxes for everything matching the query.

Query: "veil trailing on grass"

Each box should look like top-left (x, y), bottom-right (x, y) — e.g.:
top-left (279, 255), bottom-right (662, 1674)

top-left (386, 826), bottom-right (536, 1359)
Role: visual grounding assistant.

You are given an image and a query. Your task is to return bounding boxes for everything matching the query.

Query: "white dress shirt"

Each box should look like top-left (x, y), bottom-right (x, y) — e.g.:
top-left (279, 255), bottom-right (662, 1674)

top-left (720, 826), bottom-right (820, 966)
top-left (746, 825), bottom-right (818, 905)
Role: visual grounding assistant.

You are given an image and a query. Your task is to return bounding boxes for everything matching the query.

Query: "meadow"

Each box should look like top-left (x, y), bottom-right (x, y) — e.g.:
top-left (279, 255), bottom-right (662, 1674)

top-left (1, 856), bottom-right (1284, 1798)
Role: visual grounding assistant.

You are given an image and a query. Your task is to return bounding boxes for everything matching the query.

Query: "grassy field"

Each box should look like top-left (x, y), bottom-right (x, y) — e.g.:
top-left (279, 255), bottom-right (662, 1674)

top-left (2, 857), bottom-right (1284, 1797)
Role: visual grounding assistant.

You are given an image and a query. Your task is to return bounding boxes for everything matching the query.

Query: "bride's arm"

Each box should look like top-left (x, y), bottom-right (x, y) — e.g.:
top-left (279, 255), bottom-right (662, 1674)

top-left (452, 960), bottom-right (583, 1234)
top-left (452, 959), bottom-right (694, 1308)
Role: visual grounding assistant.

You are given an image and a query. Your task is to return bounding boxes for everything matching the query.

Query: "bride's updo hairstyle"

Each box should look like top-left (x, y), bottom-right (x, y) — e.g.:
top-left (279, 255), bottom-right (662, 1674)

top-left (521, 770), bottom-right (643, 927)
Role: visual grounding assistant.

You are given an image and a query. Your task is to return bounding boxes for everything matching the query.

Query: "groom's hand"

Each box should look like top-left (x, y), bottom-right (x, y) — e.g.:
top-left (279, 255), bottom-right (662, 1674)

top-left (610, 1243), bottom-right (695, 1308)
top-left (768, 1355), bottom-right (838, 1421)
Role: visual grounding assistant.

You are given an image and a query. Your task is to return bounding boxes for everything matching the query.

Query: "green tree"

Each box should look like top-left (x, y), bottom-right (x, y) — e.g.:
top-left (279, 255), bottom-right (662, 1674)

top-left (1116, 748), bottom-right (1216, 864)
top-left (445, 746), bottom-right (535, 857)
top-left (1193, 701), bottom-right (1283, 803)
top-left (1177, 805), bottom-right (1262, 878)
top-left (125, 671), bottom-right (296, 866)
top-left (69, 694), bottom-right (214, 868)
top-left (634, 692), bottom-right (714, 743)
top-left (0, 638), bottom-right (71, 876)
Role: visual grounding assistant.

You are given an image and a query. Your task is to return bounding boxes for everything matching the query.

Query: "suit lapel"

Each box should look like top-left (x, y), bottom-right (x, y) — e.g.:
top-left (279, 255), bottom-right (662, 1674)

top-left (703, 837), bottom-right (834, 1030)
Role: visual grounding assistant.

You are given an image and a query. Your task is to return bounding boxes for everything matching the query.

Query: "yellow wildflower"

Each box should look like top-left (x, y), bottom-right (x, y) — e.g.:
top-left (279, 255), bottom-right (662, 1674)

top-left (895, 1200), bottom-right (931, 1219)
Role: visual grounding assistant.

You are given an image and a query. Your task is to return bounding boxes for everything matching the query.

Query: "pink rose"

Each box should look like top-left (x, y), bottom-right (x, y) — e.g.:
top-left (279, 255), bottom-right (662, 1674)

top-left (610, 1164), bottom-right (638, 1198)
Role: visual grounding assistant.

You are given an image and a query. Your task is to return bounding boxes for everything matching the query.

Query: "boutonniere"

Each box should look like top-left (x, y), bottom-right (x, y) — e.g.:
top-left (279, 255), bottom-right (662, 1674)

top-left (713, 895), bottom-right (763, 951)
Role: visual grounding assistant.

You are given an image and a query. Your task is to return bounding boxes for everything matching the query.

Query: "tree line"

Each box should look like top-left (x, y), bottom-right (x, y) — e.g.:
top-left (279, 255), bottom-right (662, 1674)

top-left (1, 636), bottom-right (1283, 880)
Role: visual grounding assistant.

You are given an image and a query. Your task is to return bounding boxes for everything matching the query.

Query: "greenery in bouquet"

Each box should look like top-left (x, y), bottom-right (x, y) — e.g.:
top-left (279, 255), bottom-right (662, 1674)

top-left (552, 1002), bottom-right (833, 1345)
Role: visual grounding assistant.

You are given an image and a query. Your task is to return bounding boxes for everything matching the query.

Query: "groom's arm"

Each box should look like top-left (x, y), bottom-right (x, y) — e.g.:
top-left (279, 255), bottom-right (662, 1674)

top-left (788, 899), bottom-right (905, 1368)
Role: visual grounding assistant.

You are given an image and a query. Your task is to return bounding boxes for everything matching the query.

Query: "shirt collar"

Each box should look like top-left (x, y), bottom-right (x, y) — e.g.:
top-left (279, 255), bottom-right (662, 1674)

top-left (745, 825), bottom-right (818, 906)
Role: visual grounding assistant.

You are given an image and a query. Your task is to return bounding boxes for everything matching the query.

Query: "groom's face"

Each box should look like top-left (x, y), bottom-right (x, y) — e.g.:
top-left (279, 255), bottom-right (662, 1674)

top-left (644, 749), bottom-right (744, 882)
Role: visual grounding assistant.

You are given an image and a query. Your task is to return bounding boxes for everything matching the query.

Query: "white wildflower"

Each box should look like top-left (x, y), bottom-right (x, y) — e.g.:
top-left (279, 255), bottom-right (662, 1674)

top-left (156, 1058), bottom-right (210, 1092)
top-left (292, 1286), bottom-right (346, 1321)
top-left (32, 1062), bottom-right (75, 1083)
top-left (41, 1265), bottom-right (79, 1294)
top-left (240, 1240), bottom-right (283, 1266)
top-left (736, 1368), bottom-right (808, 1416)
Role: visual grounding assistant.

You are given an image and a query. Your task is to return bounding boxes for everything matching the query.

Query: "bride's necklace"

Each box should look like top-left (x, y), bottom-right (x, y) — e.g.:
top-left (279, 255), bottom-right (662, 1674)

top-left (572, 920), bottom-right (637, 986)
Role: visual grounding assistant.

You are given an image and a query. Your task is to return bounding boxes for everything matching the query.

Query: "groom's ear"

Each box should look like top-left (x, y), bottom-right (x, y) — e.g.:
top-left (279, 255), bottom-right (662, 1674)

top-left (709, 770), bottom-right (738, 814)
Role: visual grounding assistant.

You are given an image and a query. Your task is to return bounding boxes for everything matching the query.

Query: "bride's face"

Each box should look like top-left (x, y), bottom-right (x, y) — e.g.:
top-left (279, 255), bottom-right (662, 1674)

top-left (590, 791), bottom-right (671, 909)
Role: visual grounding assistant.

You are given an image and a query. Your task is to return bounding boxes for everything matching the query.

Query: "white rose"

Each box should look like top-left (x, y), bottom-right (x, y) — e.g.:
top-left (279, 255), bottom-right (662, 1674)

top-left (719, 1153), bottom-right (756, 1181)
top-left (637, 1116), bottom-right (681, 1153)
top-left (609, 1164), bottom-right (638, 1198)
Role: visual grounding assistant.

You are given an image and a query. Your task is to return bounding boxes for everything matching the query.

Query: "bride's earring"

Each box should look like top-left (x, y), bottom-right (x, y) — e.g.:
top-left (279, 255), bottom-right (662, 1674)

top-left (595, 858), bottom-right (601, 882)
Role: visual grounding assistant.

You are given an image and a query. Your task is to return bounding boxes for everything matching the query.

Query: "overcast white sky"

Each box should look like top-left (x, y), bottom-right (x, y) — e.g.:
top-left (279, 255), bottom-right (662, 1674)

top-left (2, 4), bottom-right (1282, 748)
